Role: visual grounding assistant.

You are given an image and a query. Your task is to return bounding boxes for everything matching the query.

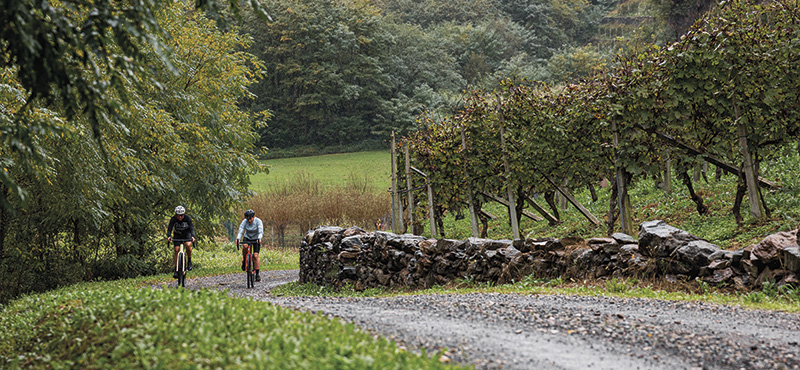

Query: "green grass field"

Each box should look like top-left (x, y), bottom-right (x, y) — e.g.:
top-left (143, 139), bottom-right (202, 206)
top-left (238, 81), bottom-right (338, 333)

top-left (251, 151), bottom-right (392, 193)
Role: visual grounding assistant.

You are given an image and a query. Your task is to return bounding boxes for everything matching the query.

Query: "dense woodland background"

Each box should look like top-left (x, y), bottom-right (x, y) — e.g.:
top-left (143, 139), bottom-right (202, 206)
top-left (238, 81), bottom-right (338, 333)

top-left (242, 0), bottom-right (718, 157)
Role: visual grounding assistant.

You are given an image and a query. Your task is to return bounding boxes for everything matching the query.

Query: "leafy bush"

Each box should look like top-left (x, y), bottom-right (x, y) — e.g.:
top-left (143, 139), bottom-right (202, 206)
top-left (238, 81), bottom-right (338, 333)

top-left (91, 255), bottom-right (158, 280)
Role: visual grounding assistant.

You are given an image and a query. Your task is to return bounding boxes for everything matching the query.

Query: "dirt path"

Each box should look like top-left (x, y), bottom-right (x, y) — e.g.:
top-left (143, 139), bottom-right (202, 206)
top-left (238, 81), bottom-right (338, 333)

top-left (186, 270), bottom-right (800, 370)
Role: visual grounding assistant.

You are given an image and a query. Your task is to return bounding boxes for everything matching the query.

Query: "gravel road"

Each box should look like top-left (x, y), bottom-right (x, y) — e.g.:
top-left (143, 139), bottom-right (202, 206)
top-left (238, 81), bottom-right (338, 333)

top-left (183, 270), bottom-right (800, 370)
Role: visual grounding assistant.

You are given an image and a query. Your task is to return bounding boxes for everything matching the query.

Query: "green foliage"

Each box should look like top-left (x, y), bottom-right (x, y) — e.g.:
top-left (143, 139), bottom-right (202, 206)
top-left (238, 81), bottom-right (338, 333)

top-left (401, 0), bottom-right (800, 240)
top-left (238, 0), bottom-right (633, 151)
top-left (650, 0), bottom-right (717, 39)
top-left (0, 0), bottom-right (265, 304)
top-left (0, 282), bottom-right (457, 369)
top-left (605, 278), bottom-right (633, 293)
top-left (242, 0), bottom-right (462, 149)
top-left (0, 0), bottom-right (270, 209)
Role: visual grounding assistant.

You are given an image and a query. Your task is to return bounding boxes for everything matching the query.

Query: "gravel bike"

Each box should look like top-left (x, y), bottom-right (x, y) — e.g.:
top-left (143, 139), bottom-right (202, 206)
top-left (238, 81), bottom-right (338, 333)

top-left (174, 241), bottom-right (188, 287)
top-left (239, 242), bottom-right (255, 288)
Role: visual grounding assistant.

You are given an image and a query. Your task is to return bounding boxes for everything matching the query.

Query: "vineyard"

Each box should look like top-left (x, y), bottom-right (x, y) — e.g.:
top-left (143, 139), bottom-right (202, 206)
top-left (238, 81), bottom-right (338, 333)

top-left (395, 0), bottom-right (800, 239)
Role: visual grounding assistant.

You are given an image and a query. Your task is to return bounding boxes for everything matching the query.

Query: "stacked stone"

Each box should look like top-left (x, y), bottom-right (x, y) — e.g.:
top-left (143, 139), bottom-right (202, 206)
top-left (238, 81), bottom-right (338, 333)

top-left (299, 220), bottom-right (800, 291)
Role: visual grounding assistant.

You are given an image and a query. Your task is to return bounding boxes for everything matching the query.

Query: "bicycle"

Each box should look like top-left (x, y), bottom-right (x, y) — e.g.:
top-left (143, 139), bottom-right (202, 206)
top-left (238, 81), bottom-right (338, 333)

top-left (174, 241), bottom-right (188, 287)
top-left (238, 241), bottom-right (255, 288)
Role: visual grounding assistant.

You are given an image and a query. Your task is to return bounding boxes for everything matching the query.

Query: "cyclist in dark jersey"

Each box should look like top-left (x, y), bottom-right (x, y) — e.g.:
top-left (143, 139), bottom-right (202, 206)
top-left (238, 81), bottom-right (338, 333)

top-left (167, 205), bottom-right (195, 277)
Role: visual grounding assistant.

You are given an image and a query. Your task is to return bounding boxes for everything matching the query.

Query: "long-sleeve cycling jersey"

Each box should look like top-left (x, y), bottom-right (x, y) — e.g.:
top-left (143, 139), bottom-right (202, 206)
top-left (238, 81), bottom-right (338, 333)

top-left (167, 214), bottom-right (195, 241)
top-left (236, 217), bottom-right (264, 242)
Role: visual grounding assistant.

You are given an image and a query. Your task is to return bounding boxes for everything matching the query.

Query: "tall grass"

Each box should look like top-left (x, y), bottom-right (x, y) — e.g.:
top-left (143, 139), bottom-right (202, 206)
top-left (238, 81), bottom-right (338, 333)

top-left (246, 171), bottom-right (390, 246)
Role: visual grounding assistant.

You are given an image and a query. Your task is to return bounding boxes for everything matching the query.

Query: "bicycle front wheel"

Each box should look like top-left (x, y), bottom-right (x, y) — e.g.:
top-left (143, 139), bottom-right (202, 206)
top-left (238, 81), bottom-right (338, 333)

top-left (246, 253), bottom-right (254, 288)
top-left (177, 252), bottom-right (186, 287)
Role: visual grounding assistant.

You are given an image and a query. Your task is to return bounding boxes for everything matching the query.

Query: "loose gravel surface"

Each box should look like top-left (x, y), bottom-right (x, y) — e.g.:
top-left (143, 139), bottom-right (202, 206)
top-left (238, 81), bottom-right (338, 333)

top-left (182, 270), bottom-right (800, 370)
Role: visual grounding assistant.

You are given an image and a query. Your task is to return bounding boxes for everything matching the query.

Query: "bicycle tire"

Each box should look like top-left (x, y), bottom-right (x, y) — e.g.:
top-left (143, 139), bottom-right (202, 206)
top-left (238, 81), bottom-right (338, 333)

top-left (246, 253), bottom-right (254, 288)
top-left (177, 252), bottom-right (186, 287)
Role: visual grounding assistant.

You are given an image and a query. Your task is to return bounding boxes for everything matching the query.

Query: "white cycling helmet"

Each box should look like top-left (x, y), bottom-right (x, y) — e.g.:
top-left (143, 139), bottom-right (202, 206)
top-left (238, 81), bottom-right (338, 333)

top-left (174, 206), bottom-right (186, 215)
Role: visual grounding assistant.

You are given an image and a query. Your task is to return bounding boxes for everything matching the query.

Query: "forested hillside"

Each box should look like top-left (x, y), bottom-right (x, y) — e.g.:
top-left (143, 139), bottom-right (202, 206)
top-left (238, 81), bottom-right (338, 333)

top-left (242, 0), bottom-right (705, 155)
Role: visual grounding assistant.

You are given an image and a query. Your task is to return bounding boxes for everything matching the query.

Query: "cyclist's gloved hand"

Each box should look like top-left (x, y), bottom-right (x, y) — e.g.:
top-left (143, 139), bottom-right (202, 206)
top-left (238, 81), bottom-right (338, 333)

top-left (257, 240), bottom-right (261, 247)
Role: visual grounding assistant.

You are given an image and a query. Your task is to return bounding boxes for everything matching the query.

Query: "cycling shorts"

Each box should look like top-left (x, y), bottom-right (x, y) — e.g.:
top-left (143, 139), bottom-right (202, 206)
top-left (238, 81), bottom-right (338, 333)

top-left (243, 239), bottom-right (260, 253)
top-left (173, 239), bottom-right (192, 247)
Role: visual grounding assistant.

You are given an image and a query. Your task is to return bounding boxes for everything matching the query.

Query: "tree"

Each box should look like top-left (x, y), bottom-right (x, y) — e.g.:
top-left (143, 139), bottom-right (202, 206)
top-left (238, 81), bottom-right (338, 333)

top-left (0, 0), bottom-right (265, 303)
top-left (0, 0), bottom-right (271, 210)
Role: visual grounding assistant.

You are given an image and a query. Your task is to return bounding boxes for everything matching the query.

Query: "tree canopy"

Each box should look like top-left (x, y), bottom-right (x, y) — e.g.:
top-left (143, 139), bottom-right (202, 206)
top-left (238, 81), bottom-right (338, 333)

top-left (0, 0), bottom-right (265, 302)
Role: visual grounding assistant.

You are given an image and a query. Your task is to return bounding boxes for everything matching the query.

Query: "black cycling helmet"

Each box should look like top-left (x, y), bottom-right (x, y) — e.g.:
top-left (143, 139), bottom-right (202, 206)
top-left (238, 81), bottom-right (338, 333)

top-left (244, 209), bottom-right (255, 219)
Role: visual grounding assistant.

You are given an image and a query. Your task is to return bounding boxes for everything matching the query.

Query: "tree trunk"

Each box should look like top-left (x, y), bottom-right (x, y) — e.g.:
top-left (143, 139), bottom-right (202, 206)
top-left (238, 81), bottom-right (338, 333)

top-left (612, 119), bottom-right (633, 235)
top-left (514, 187), bottom-right (526, 231)
top-left (663, 150), bottom-right (672, 194)
top-left (588, 183), bottom-right (598, 202)
top-left (435, 207), bottom-right (446, 238)
top-left (544, 191), bottom-right (560, 221)
top-left (679, 171), bottom-right (709, 216)
top-left (733, 181), bottom-right (746, 226)
top-left (607, 177), bottom-right (618, 236)
top-left (477, 207), bottom-right (490, 238)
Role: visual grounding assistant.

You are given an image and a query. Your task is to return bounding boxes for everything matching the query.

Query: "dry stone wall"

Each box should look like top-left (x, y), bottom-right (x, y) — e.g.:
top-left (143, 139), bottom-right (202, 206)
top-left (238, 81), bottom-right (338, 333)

top-left (299, 220), bottom-right (800, 291)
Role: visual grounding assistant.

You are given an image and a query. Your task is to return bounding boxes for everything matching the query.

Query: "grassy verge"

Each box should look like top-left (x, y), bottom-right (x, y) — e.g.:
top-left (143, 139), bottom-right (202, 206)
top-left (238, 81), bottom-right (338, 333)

top-left (273, 276), bottom-right (800, 313)
top-left (0, 278), bottom-right (464, 369)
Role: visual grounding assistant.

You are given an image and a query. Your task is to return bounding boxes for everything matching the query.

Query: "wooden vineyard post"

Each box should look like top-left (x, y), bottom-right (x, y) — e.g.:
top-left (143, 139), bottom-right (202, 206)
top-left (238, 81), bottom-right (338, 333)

top-left (390, 132), bottom-right (405, 233)
top-left (651, 129), bottom-right (778, 189)
top-left (404, 144), bottom-right (415, 234)
top-left (411, 166), bottom-right (438, 238)
top-left (482, 192), bottom-right (543, 222)
top-left (499, 124), bottom-right (520, 240)
top-left (461, 126), bottom-right (479, 238)
top-left (734, 96), bottom-right (765, 219)
top-left (426, 177), bottom-right (437, 238)
top-left (524, 195), bottom-right (559, 225)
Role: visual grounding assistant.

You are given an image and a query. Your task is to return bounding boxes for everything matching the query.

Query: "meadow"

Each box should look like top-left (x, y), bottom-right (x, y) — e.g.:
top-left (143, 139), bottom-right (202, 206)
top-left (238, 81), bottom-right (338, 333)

top-left (243, 151), bottom-right (393, 247)
top-left (251, 151), bottom-right (392, 193)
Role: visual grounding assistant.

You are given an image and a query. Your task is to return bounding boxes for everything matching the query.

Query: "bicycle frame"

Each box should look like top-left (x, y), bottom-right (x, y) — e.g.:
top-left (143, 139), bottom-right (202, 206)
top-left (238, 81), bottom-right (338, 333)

top-left (175, 242), bottom-right (187, 287)
top-left (243, 243), bottom-right (255, 288)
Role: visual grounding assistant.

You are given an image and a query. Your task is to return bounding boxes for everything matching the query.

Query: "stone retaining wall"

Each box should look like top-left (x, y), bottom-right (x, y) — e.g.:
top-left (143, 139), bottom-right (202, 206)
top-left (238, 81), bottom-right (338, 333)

top-left (299, 220), bottom-right (800, 291)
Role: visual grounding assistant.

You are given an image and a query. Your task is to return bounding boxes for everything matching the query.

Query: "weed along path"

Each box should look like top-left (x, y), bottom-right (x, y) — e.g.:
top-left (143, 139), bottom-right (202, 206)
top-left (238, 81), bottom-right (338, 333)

top-left (191, 270), bottom-right (800, 370)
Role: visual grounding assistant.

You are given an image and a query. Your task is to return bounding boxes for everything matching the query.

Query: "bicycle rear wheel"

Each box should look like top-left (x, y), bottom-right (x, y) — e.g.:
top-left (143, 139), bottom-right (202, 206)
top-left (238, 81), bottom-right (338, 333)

top-left (177, 252), bottom-right (186, 287)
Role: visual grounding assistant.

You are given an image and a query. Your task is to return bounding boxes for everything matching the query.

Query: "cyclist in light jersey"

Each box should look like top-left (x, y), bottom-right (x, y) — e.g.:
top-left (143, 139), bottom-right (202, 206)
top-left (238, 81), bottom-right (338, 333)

top-left (236, 209), bottom-right (264, 281)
